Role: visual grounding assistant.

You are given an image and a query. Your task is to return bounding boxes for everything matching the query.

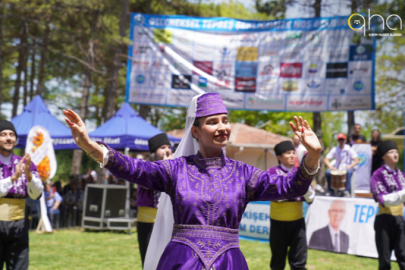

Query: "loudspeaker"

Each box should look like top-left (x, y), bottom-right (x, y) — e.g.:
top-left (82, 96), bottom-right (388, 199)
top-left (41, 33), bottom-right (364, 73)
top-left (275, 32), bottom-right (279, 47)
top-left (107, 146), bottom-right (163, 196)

top-left (82, 184), bottom-right (129, 230)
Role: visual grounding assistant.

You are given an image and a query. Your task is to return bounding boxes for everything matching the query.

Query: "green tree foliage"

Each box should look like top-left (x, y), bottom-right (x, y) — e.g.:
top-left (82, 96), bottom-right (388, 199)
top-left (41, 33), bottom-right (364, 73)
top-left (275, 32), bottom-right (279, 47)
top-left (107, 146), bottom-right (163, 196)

top-left (362, 0), bottom-right (405, 136)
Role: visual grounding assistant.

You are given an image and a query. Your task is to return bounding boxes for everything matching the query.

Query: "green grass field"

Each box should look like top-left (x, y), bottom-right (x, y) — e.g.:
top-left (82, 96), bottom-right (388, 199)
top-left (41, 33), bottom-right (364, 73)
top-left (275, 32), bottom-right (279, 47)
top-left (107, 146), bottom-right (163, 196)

top-left (28, 228), bottom-right (400, 270)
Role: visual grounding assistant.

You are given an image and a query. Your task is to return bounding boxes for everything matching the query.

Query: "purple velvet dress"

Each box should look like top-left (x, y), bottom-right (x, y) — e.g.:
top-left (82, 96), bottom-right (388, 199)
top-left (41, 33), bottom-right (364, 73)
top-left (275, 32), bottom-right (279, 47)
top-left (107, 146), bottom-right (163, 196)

top-left (137, 186), bottom-right (160, 208)
top-left (1, 154), bottom-right (40, 199)
top-left (103, 144), bottom-right (315, 270)
top-left (267, 166), bottom-right (307, 202)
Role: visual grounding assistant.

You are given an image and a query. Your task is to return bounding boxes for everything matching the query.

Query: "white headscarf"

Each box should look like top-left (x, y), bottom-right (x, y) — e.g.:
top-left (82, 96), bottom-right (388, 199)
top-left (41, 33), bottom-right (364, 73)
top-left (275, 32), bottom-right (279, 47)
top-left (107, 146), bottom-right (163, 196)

top-left (143, 93), bottom-right (204, 270)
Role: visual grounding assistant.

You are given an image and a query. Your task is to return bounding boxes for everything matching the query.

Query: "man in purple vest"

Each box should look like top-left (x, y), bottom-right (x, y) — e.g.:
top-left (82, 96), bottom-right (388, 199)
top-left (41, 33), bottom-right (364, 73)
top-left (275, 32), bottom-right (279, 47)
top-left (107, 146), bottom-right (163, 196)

top-left (0, 120), bottom-right (43, 269)
top-left (268, 141), bottom-right (315, 270)
top-left (137, 133), bottom-right (172, 267)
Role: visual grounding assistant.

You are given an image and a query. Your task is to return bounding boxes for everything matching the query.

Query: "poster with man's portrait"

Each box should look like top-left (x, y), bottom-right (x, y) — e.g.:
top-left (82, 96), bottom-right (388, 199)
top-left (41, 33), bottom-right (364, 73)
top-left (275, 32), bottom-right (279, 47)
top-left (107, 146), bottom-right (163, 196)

top-left (306, 196), bottom-right (387, 259)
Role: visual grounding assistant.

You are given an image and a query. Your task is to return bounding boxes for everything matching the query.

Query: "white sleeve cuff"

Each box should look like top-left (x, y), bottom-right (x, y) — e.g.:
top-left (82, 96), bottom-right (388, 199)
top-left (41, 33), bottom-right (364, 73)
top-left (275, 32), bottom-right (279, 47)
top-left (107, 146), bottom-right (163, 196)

top-left (99, 145), bottom-right (109, 168)
top-left (382, 190), bottom-right (405, 207)
top-left (0, 177), bottom-right (13, 197)
top-left (304, 186), bottom-right (315, 203)
top-left (302, 159), bottom-right (320, 176)
top-left (27, 175), bottom-right (44, 199)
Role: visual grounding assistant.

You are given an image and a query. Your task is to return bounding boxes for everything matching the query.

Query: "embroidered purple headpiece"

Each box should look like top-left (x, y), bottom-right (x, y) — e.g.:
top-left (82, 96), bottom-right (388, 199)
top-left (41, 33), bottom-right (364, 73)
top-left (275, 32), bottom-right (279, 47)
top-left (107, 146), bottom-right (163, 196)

top-left (196, 93), bottom-right (228, 118)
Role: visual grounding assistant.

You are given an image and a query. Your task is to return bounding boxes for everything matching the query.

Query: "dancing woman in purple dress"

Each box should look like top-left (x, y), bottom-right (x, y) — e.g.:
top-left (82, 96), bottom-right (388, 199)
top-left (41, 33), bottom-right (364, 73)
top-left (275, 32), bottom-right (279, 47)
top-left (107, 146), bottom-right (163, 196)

top-left (63, 93), bottom-right (321, 270)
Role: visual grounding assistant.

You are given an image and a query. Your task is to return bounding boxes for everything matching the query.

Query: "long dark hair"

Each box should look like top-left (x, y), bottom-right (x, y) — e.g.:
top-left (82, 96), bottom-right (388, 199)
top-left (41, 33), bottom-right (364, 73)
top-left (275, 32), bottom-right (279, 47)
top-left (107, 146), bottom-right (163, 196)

top-left (372, 129), bottom-right (381, 142)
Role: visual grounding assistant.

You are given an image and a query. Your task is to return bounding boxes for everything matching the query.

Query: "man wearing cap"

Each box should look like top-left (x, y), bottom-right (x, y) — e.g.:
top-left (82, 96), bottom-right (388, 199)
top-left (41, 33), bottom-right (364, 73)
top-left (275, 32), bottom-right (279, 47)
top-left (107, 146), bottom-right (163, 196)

top-left (137, 133), bottom-right (172, 267)
top-left (268, 141), bottom-right (315, 270)
top-left (0, 120), bottom-right (43, 269)
top-left (324, 133), bottom-right (358, 196)
top-left (371, 140), bottom-right (405, 269)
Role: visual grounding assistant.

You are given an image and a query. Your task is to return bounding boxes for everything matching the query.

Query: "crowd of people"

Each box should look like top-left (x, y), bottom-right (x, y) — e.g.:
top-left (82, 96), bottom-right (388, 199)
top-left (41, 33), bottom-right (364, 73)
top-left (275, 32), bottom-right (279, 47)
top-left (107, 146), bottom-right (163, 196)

top-left (0, 92), bottom-right (404, 270)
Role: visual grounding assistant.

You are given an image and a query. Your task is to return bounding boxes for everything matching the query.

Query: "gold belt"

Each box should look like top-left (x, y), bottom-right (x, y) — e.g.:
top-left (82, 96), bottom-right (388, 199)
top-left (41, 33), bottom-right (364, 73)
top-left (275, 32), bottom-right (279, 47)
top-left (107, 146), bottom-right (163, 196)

top-left (0, 198), bottom-right (26, 221)
top-left (137, 206), bottom-right (157, 223)
top-left (378, 203), bottom-right (404, 217)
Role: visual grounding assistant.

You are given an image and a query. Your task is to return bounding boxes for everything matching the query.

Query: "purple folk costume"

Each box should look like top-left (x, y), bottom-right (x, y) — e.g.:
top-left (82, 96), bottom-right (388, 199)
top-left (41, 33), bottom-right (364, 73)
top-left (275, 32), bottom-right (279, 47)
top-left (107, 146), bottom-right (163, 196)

top-left (0, 121), bottom-right (43, 270)
top-left (370, 140), bottom-right (405, 270)
top-left (100, 94), bottom-right (317, 270)
top-left (267, 165), bottom-right (314, 270)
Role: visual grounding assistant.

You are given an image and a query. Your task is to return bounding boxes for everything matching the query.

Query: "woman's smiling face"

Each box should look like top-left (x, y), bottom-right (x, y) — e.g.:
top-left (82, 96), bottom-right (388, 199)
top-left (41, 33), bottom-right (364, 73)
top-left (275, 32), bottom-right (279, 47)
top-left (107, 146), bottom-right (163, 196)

top-left (191, 113), bottom-right (231, 150)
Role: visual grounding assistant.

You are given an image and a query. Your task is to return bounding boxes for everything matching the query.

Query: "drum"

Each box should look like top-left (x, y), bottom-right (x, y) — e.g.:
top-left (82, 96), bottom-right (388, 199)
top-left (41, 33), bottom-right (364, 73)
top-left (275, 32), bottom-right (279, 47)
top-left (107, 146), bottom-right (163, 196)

top-left (331, 170), bottom-right (347, 191)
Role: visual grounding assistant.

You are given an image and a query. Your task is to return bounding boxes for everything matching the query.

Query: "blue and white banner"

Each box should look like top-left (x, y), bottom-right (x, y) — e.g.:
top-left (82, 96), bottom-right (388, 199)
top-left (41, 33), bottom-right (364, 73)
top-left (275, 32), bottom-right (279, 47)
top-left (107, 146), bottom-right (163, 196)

top-left (126, 14), bottom-right (376, 111)
top-left (239, 201), bottom-right (270, 241)
top-left (352, 144), bottom-right (373, 192)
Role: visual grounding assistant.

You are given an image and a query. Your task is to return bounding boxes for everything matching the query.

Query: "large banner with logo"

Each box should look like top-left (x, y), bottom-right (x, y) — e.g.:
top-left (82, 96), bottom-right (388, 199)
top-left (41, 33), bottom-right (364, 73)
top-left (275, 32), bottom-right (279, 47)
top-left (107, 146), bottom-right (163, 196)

top-left (126, 14), bottom-right (376, 111)
top-left (352, 144), bottom-right (372, 192)
top-left (306, 196), bottom-right (404, 259)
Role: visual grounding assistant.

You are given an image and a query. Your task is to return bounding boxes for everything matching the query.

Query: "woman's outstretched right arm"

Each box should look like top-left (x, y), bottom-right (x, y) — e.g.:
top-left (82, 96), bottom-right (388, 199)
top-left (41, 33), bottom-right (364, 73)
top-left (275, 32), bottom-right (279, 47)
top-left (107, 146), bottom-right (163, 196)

top-left (63, 109), bottom-right (104, 163)
top-left (63, 109), bottom-right (174, 193)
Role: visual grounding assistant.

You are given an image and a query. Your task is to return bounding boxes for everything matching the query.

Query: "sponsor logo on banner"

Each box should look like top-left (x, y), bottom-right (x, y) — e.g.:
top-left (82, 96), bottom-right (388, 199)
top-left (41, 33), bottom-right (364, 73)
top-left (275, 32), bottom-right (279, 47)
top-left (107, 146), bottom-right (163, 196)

top-left (171, 75), bottom-right (191, 89)
top-left (132, 60), bottom-right (151, 71)
top-left (239, 33), bottom-right (258, 43)
top-left (245, 95), bottom-right (284, 110)
top-left (329, 95), bottom-right (372, 110)
top-left (151, 74), bottom-right (171, 88)
top-left (349, 45), bottom-right (372, 61)
top-left (167, 90), bottom-right (196, 106)
top-left (306, 32), bottom-right (324, 46)
top-left (193, 45), bottom-right (214, 60)
top-left (326, 79), bottom-right (347, 94)
top-left (303, 79), bottom-right (324, 93)
top-left (258, 47), bottom-right (280, 62)
top-left (287, 96), bottom-right (327, 111)
top-left (235, 77), bottom-right (256, 92)
top-left (134, 27), bottom-right (151, 41)
top-left (130, 89), bottom-right (165, 104)
top-left (257, 79), bottom-right (278, 91)
top-left (238, 33), bottom-right (259, 46)
top-left (280, 63), bottom-right (302, 78)
top-left (151, 59), bottom-right (171, 73)
top-left (281, 48), bottom-right (302, 62)
top-left (353, 81), bottom-right (364, 91)
top-left (173, 61), bottom-right (191, 74)
top-left (216, 46), bottom-right (236, 61)
top-left (136, 75), bottom-right (145, 84)
top-left (328, 30), bottom-right (351, 47)
top-left (326, 62), bottom-right (348, 78)
top-left (305, 46), bottom-right (326, 62)
top-left (221, 93), bottom-right (244, 108)
top-left (258, 63), bottom-right (279, 76)
top-left (349, 67), bottom-right (368, 75)
top-left (260, 33), bottom-right (283, 47)
top-left (281, 80), bottom-right (299, 91)
top-left (235, 62), bottom-right (257, 77)
top-left (236, 47), bottom-right (258, 62)
top-left (307, 80), bottom-right (321, 88)
top-left (328, 47), bottom-right (349, 62)
top-left (331, 98), bottom-right (342, 109)
top-left (348, 78), bottom-right (371, 94)
top-left (134, 14), bottom-right (145, 25)
top-left (193, 61), bottom-right (213, 75)
top-left (348, 61), bottom-right (372, 77)
top-left (133, 44), bottom-right (152, 56)
top-left (283, 32), bottom-right (304, 47)
top-left (309, 63), bottom-right (318, 73)
top-left (153, 29), bottom-right (173, 44)
top-left (198, 77), bottom-right (208, 87)
top-left (214, 79), bottom-right (233, 90)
